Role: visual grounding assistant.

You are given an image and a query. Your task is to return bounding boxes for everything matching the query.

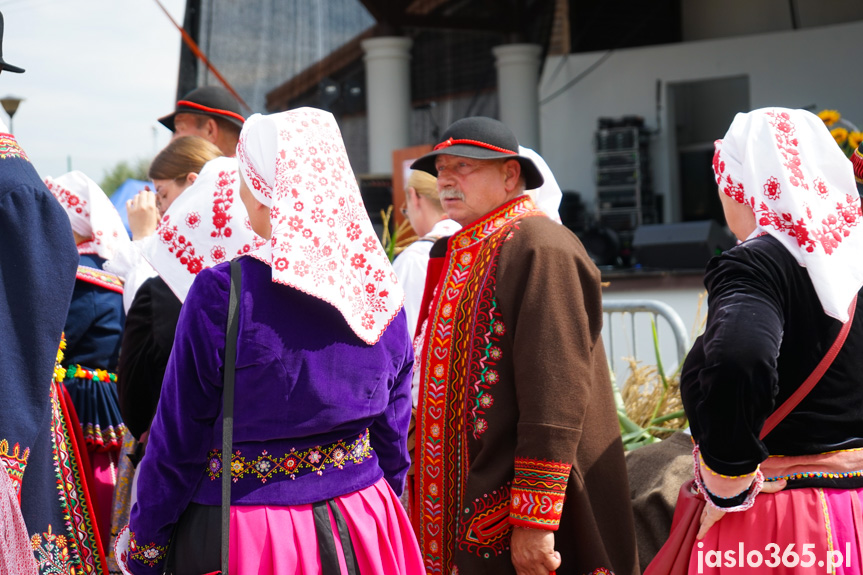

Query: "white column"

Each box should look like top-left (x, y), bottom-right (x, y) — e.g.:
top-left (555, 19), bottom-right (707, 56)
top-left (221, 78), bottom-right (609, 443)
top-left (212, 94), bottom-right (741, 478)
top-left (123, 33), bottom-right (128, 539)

top-left (361, 36), bottom-right (413, 174)
top-left (493, 43), bottom-right (542, 151)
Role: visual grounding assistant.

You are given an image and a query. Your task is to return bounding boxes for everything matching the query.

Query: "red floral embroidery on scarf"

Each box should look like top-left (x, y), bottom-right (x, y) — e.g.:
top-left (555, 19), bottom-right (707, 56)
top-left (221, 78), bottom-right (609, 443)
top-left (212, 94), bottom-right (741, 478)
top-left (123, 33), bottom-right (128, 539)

top-left (715, 111), bottom-right (863, 256)
top-left (763, 177), bottom-right (781, 200)
top-left (767, 110), bottom-right (809, 190)
top-left (158, 216), bottom-right (205, 274)
top-left (45, 179), bottom-right (89, 216)
top-left (211, 171), bottom-right (235, 238)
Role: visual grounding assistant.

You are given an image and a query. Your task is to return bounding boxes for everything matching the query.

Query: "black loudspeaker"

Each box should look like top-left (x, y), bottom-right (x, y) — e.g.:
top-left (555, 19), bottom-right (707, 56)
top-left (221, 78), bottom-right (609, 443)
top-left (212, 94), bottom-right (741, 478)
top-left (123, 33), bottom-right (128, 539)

top-left (633, 220), bottom-right (735, 270)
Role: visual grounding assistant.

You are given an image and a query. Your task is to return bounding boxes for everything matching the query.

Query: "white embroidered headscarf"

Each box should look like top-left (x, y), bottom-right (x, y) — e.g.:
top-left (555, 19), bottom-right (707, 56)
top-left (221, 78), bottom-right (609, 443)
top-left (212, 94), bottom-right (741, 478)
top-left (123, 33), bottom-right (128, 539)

top-left (236, 108), bottom-right (404, 345)
top-left (519, 146), bottom-right (562, 224)
top-left (44, 171), bottom-right (131, 260)
top-left (141, 156), bottom-right (265, 302)
top-left (713, 107), bottom-right (863, 322)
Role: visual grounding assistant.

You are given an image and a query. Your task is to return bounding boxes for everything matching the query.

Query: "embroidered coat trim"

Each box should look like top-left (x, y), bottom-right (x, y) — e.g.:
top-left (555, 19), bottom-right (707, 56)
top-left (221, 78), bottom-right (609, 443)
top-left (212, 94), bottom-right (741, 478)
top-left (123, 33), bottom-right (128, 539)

top-left (0, 133), bottom-right (29, 161)
top-left (75, 265), bottom-right (124, 294)
top-left (416, 195), bottom-right (543, 574)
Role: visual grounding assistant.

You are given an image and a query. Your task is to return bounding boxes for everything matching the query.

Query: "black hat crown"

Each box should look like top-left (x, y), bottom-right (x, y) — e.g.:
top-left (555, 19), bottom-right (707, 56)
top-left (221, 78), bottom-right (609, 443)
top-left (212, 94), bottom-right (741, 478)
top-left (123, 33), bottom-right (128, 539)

top-left (158, 85), bottom-right (245, 131)
top-left (410, 116), bottom-right (544, 190)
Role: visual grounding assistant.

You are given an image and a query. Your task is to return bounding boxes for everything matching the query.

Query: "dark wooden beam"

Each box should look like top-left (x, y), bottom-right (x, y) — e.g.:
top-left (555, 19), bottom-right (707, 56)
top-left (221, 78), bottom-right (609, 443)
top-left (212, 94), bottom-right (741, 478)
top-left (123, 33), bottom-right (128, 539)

top-left (358, 0), bottom-right (414, 25)
top-left (395, 13), bottom-right (519, 33)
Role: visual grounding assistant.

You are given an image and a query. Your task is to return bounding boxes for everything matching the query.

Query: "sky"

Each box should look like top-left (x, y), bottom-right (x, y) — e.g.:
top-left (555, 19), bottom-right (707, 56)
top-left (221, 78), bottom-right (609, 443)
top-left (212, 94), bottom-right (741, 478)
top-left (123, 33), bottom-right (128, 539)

top-left (1, 0), bottom-right (187, 182)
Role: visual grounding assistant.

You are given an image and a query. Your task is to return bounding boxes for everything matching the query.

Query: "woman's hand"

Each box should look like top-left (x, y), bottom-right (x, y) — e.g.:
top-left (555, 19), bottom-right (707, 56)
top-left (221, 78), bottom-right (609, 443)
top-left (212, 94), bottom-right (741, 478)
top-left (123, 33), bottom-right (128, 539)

top-left (127, 189), bottom-right (160, 240)
top-left (697, 478), bottom-right (787, 539)
top-left (510, 526), bottom-right (561, 575)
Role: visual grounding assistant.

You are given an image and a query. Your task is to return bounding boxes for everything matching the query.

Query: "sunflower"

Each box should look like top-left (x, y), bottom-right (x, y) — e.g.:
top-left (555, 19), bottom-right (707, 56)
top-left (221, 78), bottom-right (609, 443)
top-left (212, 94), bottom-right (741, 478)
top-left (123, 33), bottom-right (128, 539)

top-left (819, 109), bottom-right (841, 127)
top-left (849, 131), bottom-right (863, 151)
top-left (832, 127), bottom-right (849, 145)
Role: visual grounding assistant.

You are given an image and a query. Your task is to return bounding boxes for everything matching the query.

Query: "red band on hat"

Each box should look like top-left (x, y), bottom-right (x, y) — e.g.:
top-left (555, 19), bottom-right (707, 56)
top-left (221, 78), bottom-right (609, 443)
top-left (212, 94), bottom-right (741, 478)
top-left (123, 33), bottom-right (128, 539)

top-left (433, 137), bottom-right (517, 155)
top-left (853, 146), bottom-right (863, 183)
top-left (177, 100), bottom-right (245, 124)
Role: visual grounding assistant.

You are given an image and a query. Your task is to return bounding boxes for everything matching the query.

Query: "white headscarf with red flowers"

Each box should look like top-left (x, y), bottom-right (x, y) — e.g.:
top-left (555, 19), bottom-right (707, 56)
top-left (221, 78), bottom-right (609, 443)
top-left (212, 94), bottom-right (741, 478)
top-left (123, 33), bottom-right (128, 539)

top-left (236, 108), bottom-right (404, 345)
top-left (141, 156), bottom-right (265, 302)
top-left (44, 171), bottom-right (131, 260)
top-left (713, 107), bottom-right (863, 322)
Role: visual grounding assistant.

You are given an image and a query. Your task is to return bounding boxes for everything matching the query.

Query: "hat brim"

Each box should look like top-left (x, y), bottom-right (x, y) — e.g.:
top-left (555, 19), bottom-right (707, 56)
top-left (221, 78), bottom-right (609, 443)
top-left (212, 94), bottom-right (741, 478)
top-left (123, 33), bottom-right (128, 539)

top-left (0, 61), bottom-right (24, 74)
top-left (410, 145), bottom-right (544, 190)
top-left (158, 109), bottom-right (245, 133)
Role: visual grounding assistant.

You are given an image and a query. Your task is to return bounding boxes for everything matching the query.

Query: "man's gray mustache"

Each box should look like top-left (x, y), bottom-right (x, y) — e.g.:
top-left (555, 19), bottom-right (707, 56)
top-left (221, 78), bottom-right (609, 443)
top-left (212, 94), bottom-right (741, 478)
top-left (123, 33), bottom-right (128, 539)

top-left (439, 189), bottom-right (465, 201)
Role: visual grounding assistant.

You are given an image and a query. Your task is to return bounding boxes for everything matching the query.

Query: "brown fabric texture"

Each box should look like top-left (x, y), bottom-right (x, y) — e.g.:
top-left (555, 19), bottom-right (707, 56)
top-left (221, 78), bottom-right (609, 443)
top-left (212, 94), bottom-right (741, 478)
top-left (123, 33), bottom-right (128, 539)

top-left (625, 431), bottom-right (694, 573)
top-left (423, 212), bottom-right (638, 574)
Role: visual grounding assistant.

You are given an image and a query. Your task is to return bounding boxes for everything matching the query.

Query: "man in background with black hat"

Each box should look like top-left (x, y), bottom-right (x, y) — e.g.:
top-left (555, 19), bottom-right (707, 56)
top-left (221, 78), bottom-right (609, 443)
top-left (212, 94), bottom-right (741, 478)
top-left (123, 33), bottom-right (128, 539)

top-left (409, 117), bottom-right (638, 575)
top-left (158, 85), bottom-right (245, 157)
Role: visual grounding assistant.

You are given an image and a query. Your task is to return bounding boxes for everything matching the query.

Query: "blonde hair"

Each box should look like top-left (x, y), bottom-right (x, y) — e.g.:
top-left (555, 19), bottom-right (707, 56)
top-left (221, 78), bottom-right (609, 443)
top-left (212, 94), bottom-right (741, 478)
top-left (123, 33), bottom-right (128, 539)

top-left (407, 170), bottom-right (442, 205)
top-left (148, 136), bottom-right (223, 182)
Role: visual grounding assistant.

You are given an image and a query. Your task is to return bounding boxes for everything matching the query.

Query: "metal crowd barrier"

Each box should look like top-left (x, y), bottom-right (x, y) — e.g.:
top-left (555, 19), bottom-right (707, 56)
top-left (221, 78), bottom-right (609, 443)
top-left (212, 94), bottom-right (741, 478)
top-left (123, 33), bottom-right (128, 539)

top-left (602, 299), bottom-right (690, 373)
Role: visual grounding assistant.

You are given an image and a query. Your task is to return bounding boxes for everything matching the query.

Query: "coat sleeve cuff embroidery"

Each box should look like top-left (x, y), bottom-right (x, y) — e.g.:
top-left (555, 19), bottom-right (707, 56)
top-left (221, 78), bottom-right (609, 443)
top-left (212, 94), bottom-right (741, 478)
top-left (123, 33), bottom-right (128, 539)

top-left (508, 457), bottom-right (570, 530)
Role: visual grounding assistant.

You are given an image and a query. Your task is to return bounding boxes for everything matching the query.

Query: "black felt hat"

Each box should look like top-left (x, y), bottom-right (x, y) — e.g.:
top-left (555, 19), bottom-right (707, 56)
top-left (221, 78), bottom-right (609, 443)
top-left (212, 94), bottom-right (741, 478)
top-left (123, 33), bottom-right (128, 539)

top-left (410, 116), bottom-right (544, 190)
top-left (0, 12), bottom-right (24, 74)
top-left (158, 86), bottom-right (245, 131)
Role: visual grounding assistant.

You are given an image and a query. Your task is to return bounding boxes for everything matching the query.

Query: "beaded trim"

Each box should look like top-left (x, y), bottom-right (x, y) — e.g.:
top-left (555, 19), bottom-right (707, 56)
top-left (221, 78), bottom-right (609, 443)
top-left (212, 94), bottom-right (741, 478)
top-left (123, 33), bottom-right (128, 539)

top-left (699, 452), bottom-right (758, 479)
top-left (207, 429), bottom-right (372, 483)
top-left (61, 364), bottom-right (118, 384)
top-left (765, 469), bottom-right (863, 482)
top-left (693, 444), bottom-right (764, 512)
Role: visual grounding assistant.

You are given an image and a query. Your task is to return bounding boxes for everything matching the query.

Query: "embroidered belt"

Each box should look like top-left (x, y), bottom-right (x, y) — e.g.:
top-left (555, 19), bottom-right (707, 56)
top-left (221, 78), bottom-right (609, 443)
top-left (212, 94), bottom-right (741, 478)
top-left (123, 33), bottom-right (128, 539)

top-left (762, 447), bottom-right (863, 482)
top-left (206, 429), bottom-right (373, 483)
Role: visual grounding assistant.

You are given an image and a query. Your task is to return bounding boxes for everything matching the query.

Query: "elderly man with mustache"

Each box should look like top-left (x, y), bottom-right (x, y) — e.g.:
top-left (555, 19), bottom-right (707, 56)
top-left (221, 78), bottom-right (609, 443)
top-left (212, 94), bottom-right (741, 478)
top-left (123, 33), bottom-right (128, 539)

top-left (409, 117), bottom-right (638, 575)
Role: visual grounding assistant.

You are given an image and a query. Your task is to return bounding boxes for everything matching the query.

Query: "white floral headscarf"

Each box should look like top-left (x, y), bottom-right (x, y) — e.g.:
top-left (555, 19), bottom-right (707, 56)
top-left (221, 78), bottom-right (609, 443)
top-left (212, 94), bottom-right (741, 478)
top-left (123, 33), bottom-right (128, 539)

top-left (44, 171), bottom-right (131, 260)
top-left (236, 108), bottom-right (404, 345)
top-left (713, 107), bottom-right (863, 321)
top-left (141, 156), bottom-right (265, 302)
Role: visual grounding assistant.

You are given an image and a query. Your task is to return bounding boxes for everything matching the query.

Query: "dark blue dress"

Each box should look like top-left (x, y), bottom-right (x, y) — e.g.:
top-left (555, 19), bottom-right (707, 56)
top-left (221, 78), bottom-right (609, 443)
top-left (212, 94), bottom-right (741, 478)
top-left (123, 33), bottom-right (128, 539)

top-left (61, 253), bottom-right (127, 452)
top-left (0, 133), bottom-right (106, 573)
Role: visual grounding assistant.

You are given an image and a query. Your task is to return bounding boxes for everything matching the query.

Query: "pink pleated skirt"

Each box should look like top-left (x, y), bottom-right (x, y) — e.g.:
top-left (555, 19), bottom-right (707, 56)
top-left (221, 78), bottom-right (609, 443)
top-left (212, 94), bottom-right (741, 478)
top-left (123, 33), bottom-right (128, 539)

top-left (230, 478), bottom-right (424, 575)
top-left (689, 487), bottom-right (863, 574)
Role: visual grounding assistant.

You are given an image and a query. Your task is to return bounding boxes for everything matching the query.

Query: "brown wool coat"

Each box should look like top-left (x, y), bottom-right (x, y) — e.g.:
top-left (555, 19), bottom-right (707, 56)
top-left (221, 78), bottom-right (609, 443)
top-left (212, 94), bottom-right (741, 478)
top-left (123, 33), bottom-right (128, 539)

top-left (420, 211), bottom-right (639, 575)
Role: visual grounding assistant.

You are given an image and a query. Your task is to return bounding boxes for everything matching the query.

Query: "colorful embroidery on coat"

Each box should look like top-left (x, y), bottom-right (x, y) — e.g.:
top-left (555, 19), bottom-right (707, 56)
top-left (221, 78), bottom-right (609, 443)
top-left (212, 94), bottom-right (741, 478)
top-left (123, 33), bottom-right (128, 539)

top-left (31, 525), bottom-right (77, 575)
top-left (48, 380), bottom-right (105, 575)
top-left (509, 457), bottom-right (570, 528)
top-left (129, 532), bottom-right (169, 568)
top-left (417, 195), bottom-right (543, 574)
top-left (459, 483), bottom-right (512, 558)
top-left (0, 133), bottom-right (29, 161)
top-left (466, 282), bottom-right (504, 440)
top-left (75, 265), bottom-right (124, 294)
top-left (207, 429), bottom-right (372, 482)
top-left (0, 439), bottom-right (28, 497)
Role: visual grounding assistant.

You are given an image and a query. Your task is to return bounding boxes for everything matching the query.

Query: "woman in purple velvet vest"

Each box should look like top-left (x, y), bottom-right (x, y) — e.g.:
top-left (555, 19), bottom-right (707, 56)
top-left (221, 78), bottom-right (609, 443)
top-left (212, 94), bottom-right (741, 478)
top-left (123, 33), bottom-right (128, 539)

top-left (117, 108), bottom-right (423, 575)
